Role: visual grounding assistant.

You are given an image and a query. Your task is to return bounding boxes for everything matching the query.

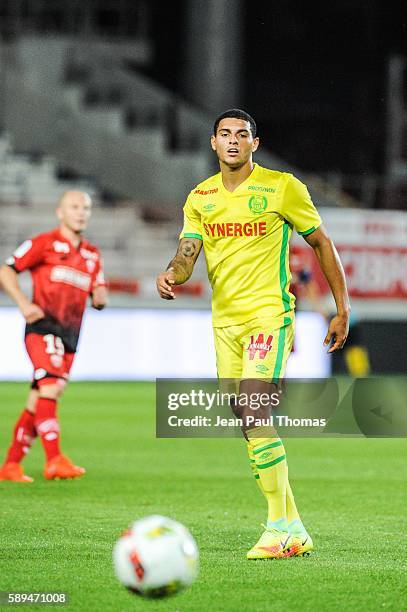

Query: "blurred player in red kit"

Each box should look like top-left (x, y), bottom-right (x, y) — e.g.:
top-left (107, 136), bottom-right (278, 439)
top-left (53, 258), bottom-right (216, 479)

top-left (0, 191), bottom-right (108, 482)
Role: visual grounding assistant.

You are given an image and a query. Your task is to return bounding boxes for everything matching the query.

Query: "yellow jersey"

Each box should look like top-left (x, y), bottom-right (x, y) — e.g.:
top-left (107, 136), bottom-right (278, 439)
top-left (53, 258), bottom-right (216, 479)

top-left (180, 163), bottom-right (322, 328)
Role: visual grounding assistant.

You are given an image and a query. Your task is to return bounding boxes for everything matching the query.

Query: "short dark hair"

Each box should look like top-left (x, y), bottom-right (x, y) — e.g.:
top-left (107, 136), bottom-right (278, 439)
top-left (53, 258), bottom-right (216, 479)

top-left (213, 108), bottom-right (257, 138)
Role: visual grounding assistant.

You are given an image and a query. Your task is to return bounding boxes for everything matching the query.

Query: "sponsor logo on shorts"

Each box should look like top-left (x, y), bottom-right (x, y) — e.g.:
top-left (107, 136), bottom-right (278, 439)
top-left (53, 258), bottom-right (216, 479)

top-left (248, 195), bottom-right (268, 215)
top-left (51, 266), bottom-right (91, 291)
top-left (255, 364), bottom-right (270, 374)
top-left (248, 333), bottom-right (274, 360)
top-left (194, 188), bottom-right (218, 195)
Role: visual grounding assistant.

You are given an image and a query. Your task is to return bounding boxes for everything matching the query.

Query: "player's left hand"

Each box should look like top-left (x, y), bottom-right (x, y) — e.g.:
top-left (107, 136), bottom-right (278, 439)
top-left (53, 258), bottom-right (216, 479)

top-left (92, 286), bottom-right (108, 310)
top-left (323, 313), bottom-right (349, 353)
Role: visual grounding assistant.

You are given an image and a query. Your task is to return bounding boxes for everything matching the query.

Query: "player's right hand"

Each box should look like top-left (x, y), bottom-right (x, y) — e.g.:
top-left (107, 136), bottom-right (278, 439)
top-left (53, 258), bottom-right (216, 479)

top-left (21, 302), bottom-right (45, 324)
top-left (156, 268), bottom-right (176, 300)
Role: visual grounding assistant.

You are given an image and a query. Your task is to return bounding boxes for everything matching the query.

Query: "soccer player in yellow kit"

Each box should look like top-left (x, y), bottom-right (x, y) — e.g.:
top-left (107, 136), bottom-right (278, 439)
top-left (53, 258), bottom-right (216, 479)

top-left (156, 109), bottom-right (350, 559)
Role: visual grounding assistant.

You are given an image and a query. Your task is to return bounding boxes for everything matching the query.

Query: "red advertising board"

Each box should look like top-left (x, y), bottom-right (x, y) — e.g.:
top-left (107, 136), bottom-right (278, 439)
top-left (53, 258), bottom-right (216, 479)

top-left (290, 208), bottom-right (407, 299)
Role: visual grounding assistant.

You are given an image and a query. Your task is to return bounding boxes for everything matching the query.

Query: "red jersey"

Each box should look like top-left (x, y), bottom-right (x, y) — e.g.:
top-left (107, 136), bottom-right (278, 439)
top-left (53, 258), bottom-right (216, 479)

top-left (7, 228), bottom-right (105, 352)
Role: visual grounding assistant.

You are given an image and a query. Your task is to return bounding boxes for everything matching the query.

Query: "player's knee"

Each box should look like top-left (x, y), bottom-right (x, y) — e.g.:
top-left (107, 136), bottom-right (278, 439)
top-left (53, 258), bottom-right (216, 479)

top-left (39, 376), bottom-right (68, 399)
top-left (39, 383), bottom-right (63, 400)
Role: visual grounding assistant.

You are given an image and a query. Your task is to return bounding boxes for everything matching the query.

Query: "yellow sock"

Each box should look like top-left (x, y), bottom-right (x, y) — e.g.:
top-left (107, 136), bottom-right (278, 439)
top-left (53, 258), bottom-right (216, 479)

top-left (247, 441), bottom-right (265, 496)
top-left (247, 426), bottom-right (288, 531)
top-left (286, 478), bottom-right (300, 523)
top-left (286, 476), bottom-right (309, 536)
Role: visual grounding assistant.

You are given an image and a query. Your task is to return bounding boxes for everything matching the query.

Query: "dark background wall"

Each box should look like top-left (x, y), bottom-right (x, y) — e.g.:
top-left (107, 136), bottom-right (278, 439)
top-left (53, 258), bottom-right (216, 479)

top-left (332, 321), bottom-right (407, 374)
top-left (147, 0), bottom-right (407, 177)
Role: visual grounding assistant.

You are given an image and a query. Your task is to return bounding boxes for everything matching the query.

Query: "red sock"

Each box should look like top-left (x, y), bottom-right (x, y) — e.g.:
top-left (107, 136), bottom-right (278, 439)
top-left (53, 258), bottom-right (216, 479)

top-left (34, 398), bottom-right (61, 461)
top-left (5, 409), bottom-right (37, 464)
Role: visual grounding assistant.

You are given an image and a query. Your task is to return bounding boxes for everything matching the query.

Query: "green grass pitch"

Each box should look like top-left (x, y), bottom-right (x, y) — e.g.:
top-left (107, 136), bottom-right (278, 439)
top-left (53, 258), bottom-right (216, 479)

top-left (0, 382), bottom-right (405, 611)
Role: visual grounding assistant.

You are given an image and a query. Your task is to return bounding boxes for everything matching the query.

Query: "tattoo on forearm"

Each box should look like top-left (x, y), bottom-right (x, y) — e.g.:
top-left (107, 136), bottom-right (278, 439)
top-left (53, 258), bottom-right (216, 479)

top-left (180, 240), bottom-right (196, 258)
top-left (166, 239), bottom-right (200, 283)
top-left (166, 256), bottom-right (193, 283)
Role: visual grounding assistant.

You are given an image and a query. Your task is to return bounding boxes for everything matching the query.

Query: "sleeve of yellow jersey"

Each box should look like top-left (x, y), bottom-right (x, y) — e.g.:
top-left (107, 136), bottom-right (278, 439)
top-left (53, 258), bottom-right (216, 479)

top-left (281, 174), bottom-right (322, 236)
top-left (179, 193), bottom-right (203, 240)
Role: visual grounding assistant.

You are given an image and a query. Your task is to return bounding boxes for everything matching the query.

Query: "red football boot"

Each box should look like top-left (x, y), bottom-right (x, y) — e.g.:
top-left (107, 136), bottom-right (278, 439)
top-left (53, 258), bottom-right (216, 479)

top-left (44, 454), bottom-right (86, 480)
top-left (0, 462), bottom-right (34, 483)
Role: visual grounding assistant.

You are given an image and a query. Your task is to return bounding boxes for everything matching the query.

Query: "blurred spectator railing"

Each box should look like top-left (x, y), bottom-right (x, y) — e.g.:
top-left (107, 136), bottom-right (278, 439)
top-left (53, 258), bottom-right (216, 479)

top-left (0, 0), bottom-right (150, 43)
top-left (0, 35), bottom-right (359, 209)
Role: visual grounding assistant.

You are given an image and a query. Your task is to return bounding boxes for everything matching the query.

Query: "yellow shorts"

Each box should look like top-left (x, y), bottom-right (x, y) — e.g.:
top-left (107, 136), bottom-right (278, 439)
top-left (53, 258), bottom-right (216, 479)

top-left (213, 317), bottom-right (294, 380)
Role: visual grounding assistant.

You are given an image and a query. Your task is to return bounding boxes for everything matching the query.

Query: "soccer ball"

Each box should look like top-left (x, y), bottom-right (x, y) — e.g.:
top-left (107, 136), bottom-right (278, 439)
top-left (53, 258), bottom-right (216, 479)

top-left (113, 515), bottom-right (199, 598)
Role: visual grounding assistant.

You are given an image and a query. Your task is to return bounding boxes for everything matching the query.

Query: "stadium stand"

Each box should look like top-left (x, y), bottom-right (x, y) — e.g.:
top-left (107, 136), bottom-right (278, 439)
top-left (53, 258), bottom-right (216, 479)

top-left (0, 35), bottom-right (359, 209)
top-left (0, 133), bottom-right (209, 304)
top-left (0, 31), bottom-right (370, 308)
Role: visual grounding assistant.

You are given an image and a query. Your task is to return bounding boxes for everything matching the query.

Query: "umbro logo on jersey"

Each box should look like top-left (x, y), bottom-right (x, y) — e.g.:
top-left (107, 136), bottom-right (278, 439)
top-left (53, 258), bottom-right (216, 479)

top-left (53, 241), bottom-right (70, 254)
top-left (203, 203), bottom-right (216, 211)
